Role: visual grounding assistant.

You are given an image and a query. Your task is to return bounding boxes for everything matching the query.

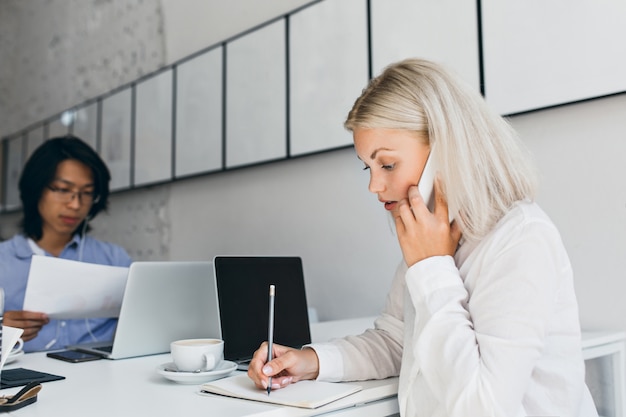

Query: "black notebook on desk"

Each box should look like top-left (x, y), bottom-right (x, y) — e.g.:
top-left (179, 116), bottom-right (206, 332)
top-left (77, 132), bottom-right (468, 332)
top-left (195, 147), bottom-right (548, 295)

top-left (213, 256), bottom-right (312, 369)
top-left (0, 368), bottom-right (65, 389)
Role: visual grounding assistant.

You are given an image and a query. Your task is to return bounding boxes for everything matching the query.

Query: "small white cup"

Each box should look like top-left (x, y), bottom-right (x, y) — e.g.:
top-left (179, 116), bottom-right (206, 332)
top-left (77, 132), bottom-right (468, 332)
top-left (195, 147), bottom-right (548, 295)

top-left (170, 338), bottom-right (224, 372)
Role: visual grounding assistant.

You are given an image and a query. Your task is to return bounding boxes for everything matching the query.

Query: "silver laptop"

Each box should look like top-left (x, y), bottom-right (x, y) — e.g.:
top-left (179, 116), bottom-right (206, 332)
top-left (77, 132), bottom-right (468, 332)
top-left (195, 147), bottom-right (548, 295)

top-left (69, 261), bottom-right (221, 359)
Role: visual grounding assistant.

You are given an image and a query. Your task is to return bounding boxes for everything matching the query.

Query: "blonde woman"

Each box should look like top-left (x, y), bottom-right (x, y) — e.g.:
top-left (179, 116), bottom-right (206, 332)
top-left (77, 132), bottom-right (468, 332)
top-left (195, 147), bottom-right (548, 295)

top-left (248, 58), bottom-right (597, 416)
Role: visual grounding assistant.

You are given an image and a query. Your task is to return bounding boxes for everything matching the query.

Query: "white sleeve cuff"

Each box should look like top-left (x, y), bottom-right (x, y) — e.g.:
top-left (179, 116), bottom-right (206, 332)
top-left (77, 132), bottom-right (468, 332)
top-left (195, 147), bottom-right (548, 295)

top-left (406, 255), bottom-right (461, 298)
top-left (303, 342), bottom-right (345, 382)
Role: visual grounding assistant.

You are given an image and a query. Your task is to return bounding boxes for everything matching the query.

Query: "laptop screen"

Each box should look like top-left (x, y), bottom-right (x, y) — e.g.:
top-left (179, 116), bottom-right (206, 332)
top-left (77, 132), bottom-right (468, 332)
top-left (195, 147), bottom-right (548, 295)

top-left (213, 256), bottom-right (311, 363)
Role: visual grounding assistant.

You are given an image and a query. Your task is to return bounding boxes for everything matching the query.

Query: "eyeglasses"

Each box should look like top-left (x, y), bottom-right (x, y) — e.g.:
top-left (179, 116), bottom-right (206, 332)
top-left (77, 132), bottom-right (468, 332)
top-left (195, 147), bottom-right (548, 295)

top-left (46, 186), bottom-right (100, 205)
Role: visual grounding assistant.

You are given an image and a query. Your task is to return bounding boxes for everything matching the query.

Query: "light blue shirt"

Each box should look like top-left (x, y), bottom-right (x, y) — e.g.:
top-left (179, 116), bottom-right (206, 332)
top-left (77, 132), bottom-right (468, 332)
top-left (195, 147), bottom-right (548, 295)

top-left (0, 233), bottom-right (132, 352)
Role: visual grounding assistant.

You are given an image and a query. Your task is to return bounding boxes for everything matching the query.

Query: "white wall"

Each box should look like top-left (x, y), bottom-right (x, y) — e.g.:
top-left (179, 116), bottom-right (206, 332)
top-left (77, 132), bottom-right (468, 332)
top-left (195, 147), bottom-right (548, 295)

top-left (169, 150), bottom-right (401, 320)
top-left (0, 0), bottom-right (165, 137)
top-left (512, 94), bottom-right (626, 331)
top-left (160, 0), bottom-right (313, 63)
top-left (85, 148), bottom-right (402, 321)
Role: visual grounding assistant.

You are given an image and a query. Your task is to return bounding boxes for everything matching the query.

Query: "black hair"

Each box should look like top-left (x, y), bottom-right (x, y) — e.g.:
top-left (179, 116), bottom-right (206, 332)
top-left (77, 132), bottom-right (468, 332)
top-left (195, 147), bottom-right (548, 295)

top-left (18, 135), bottom-right (111, 240)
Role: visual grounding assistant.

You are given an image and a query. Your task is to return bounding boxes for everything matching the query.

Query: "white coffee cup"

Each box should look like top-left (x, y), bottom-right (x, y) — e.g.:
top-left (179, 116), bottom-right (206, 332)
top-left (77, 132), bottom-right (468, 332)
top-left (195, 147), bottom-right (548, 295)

top-left (170, 338), bottom-right (224, 372)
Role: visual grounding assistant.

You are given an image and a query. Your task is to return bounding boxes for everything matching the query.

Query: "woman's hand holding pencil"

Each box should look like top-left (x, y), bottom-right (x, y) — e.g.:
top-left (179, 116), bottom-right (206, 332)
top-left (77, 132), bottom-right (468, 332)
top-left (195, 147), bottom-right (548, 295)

top-left (248, 283), bottom-right (320, 392)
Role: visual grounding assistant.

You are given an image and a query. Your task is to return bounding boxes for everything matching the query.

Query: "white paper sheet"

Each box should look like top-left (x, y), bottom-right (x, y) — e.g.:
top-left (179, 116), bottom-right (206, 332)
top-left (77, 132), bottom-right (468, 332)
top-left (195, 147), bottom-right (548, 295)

top-left (1, 326), bottom-right (24, 370)
top-left (23, 255), bottom-right (129, 319)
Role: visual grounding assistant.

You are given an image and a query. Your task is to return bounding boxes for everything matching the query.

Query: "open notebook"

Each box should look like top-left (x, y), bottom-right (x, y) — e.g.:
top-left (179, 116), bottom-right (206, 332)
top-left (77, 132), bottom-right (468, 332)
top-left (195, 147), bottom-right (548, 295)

top-left (200, 373), bottom-right (361, 409)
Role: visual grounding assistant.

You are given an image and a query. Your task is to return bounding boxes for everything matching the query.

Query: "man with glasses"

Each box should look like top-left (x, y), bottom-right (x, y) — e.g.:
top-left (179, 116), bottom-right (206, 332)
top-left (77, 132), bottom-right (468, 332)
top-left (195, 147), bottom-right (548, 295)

top-left (0, 136), bottom-right (132, 352)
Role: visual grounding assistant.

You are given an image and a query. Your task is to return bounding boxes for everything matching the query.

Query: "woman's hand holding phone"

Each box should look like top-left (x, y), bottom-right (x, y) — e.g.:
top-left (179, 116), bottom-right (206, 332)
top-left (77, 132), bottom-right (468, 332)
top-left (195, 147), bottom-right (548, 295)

top-left (394, 178), bottom-right (461, 267)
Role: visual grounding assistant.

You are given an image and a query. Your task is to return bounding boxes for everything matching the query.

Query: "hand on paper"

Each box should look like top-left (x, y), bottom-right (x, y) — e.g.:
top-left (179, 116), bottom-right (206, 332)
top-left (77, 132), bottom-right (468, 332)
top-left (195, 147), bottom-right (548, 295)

top-left (394, 179), bottom-right (462, 267)
top-left (3, 310), bottom-right (49, 341)
top-left (248, 342), bottom-right (319, 391)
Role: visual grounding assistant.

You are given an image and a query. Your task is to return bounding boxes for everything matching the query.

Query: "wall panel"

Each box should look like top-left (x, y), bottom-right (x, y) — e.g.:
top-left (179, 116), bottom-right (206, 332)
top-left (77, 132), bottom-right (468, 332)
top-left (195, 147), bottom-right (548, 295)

top-left (371, 0), bottom-right (480, 90)
top-left (482, 0), bottom-right (626, 114)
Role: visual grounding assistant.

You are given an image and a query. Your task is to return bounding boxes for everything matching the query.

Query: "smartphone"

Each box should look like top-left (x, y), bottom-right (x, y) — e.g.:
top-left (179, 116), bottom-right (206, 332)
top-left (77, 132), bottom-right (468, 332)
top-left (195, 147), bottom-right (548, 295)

top-left (47, 349), bottom-right (103, 363)
top-left (417, 154), bottom-right (437, 212)
top-left (417, 154), bottom-right (454, 222)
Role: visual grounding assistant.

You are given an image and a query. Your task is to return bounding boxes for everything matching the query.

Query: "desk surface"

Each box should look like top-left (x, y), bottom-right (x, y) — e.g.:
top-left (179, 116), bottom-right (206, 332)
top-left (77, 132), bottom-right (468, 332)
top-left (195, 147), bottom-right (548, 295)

top-left (3, 317), bottom-right (620, 417)
top-left (581, 330), bottom-right (626, 349)
top-left (2, 317), bottom-right (399, 417)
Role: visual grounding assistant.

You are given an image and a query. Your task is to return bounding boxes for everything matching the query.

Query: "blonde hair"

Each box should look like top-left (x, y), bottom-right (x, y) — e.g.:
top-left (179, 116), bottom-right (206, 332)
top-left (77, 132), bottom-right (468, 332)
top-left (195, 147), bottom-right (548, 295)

top-left (345, 58), bottom-right (537, 242)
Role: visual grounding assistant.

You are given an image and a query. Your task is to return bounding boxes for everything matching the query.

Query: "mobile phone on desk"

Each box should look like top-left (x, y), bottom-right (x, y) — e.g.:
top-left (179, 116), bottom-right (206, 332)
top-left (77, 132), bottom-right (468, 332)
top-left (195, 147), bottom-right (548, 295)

top-left (417, 154), bottom-right (455, 223)
top-left (47, 349), bottom-right (102, 363)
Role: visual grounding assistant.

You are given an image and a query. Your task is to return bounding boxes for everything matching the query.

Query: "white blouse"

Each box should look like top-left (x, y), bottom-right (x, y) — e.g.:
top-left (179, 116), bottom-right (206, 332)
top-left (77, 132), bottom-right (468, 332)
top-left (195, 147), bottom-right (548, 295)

top-left (310, 201), bottom-right (598, 417)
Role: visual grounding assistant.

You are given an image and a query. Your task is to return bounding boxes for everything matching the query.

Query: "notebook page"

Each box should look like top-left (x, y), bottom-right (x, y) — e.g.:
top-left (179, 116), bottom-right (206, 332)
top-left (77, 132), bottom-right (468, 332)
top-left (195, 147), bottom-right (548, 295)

top-left (200, 373), bottom-right (361, 409)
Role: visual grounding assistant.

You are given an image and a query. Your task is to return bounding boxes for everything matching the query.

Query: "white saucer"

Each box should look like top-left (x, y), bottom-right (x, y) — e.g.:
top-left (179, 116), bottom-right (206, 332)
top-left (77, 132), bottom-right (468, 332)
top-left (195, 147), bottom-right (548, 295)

top-left (156, 360), bottom-right (237, 384)
top-left (5, 350), bottom-right (24, 365)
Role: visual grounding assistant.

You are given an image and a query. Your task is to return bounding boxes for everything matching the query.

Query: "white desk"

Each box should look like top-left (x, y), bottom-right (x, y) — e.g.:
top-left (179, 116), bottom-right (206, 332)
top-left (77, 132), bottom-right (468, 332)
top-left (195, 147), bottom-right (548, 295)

top-left (2, 318), bottom-right (399, 417)
top-left (4, 318), bottom-right (623, 417)
top-left (582, 331), bottom-right (626, 417)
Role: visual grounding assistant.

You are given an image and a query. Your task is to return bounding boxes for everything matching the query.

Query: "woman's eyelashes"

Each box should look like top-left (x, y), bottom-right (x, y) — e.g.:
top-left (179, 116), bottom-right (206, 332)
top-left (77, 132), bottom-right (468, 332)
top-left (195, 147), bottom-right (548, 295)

top-left (362, 163), bottom-right (395, 171)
